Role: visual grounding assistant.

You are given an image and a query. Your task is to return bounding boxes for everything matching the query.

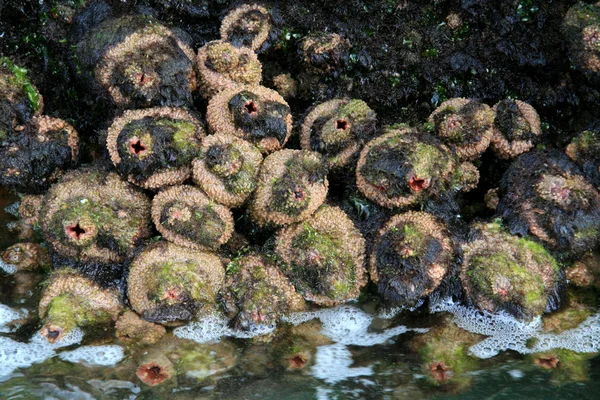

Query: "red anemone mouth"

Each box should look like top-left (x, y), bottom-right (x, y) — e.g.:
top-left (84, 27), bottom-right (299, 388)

top-left (430, 361), bottom-right (454, 383)
top-left (335, 119), bottom-right (349, 131)
top-left (41, 325), bottom-right (64, 343)
top-left (244, 100), bottom-right (259, 115)
top-left (289, 354), bottom-right (309, 369)
top-left (137, 363), bottom-right (171, 386)
top-left (65, 222), bottom-right (92, 241)
top-left (409, 176), bottom-right (430, 192)
top-left (129, 137), bottom-right (147, 156)
top-left (535, 356), bottom-right (560, 369)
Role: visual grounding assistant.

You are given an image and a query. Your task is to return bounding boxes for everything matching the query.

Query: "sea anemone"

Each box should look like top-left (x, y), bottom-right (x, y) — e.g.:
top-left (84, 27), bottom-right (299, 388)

top-left (563, 2), bottom-right (600, 79)
top-left (301, 99), bottom-right (377, 168)
top-left (370, 211), bottom-right (454, 307)
top-left (206, 84), bottom-right (292, 153)
top-left (115, 310), bottom-right (166, 345)
top-left (151, 185), bottom-right (234, 251)
top-left (220, 4), bottom-right (272, 51)
top-left (491, 99), bottom-right (541, 159)
top-left (196, 40), bottom-right (262, 98)
top-left (565, 126), bottom-right (600, 188)
top-left (127, 241), bottom-right (225, 325)
top-left (192, 133), bottom-right (263, 208)
top-left (107, 107), bottom-right (204, 189)
top-left (301, 33), bottom-right (350, 74)
top-left (428, 98), bottom-right (494, 161)
top-left (249, 149), bottom-right (328, 226)
top-left (275, 205), bottom-right (366, 306)
top-left (2, 242), bottom-right (50, 272)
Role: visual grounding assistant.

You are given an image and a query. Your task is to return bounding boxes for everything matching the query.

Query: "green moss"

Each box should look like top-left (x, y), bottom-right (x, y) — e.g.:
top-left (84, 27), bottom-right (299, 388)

top-left (1, 57), bottom-right (42, 113)
top-left (156, 118), bottom-right (199, 153)
top-left (154, 260), bottom-right (210, 303)
top-left (517, 236), bottom-right (560, 273)
top-left (409, 142), bottom-right (445, 180)
top-left (337, 99), bottom-right (373, 125)
top-left (46, 293), bottom-right (112, 332)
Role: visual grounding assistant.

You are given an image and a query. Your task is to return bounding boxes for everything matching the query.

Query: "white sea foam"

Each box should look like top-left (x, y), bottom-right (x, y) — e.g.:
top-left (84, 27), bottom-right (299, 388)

top-left (173, 314), bottom-right (275, 344)
top-left (59, 345), bottom-right (124, 366)
top-left (0, 304), bottom-right (27, 333)
top-left (432, 298), bottom-right (600, 358)
top-left (311, 343), bottom-right (373, 384)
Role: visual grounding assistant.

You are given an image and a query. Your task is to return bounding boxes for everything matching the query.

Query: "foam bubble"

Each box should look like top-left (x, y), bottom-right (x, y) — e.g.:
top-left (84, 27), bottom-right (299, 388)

top-left (59, 345), bottom-right (124, 366)
top-left (0, 304), bottom-right (27, 333)
top-left (433, 298), bottom-right (600, 358)
top-left (0, 328), bottom-right (83, 379)
top-left (174, 314), bottom-right (275, 344)
top-left (284, 305), bottom-right (423, 346)
top-left (311, 343), bottom-right (373, 384)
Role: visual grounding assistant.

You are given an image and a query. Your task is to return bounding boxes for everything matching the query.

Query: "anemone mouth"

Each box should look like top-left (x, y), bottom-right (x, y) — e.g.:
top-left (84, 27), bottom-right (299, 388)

top-left (430, 361), bottom-right (454, 383)
top-left (335, 118), bottom-right (349, 131)
top-left (134, 72), bottom-right (155, 87)
top-left (41, 325), bottom-right (64, 343)
top-left (244, 100), bottom-right (259, 115)
top-left (535, 356), bottom-right (560, 369)
top-left (137, 363), bottom-right (171, 386)
top-left (408, 176), bottom-right (430, 192)
top-left (129, 137), bottom-right (147, 156)
top-left (65, 222), bottom-right (92, 241)
top-left (288, 354), bottom-right (309, 369)
top-left (290, 186), bottom-right (307, 202)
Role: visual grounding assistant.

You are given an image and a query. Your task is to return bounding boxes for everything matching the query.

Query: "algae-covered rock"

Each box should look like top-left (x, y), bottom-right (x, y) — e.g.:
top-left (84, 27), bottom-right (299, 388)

top-left (196, 40), bottom-right (262, 98)
top-left (151, 185), bottom-right (234, 250)
top-left (428, 98), bottom-right (494, 161)
top-left (192, 133), bottom-right (263, 208)
top-left (219, 252), bottom-right (306, 330)
top-left (107, 107), bottom-right (205, 189)
top-left (127, 241), bottom-right (225, 325)
top-left (461, 222), bottom-right (562, 320)
top-left (356, 126), bottom-right (467, 208)
top-left (250, 149), bottom-right (328, 226)
top-left (370, 211), bottom-right (454, 307)
top-left (40, 168), bottom-right (152, 264)
top-left (206, 84), bottom-right (292, 153)
top-left (38, 269), bottom-right (122, 342)
top-left (301, 99), bottom-right (377, 169)
top-left (497, 149), bottom-right (600, 258)
top-left (76, 14), bottom-right (197, 108)
top-left (275, 204), bottom-right (366, 306)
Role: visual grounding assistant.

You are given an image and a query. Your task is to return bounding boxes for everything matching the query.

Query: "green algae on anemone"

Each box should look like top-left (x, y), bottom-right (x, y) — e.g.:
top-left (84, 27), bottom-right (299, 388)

top-left (497, 149), bottom-right (600, 257)
top-left (196, 40), bottom-right (262, 98)
top-left (491, 99), bottom-right (541, 159)
top-left (219, 252), bottom-right (306, 330)
top-left (127, 241), bottom-right (225, 325)
top-left (563, 2), bottom-right (600, 79)
top-left (0, 57), bottom-right (43, 138)
top-left (356, 126), bottom-right (465, 209)
top-left (460, 222), bottom-right (562, 320)
top-left (220, 4), bottom-right (272, 51)
top-left (151, 185), bottom-right (234, 250)
top-left (207, 84), bottom-right (292, 153)
top-left (275, 205), bottom-right (366, 306)
top-left (565, 126), bottom-right (600, 189)
top-left (192, 133), bottom-right (263, 208)
top-left (428, 98), bottom-right (494, 161)
top-left (38, 269), bottom-right (122, 342)
top-left (107, 107), bottom-right (205, 189)
top-left (0, 116), bottom-right (79, 193)
top-left (409, 316), bottom-right (482, 390)
top-left (76, 14), bottom-right (197, 108)
top-left (300, 99), bottom-right (377, 168)
top-left (528, 349), bottom-right (596, 386)
top-left (249, 149), bottom-right (328, 226)
top-left (40, 168), bottom-right (152, 264)
top-left (370, 211), bottom-right (454, 307)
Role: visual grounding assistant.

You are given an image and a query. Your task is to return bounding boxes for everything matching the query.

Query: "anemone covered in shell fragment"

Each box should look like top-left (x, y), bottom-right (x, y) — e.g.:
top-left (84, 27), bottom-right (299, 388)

top-left (356, 126), bottom-right (462, 208)
top-left (127, 241), bottom-right (225, 325)
top-left (565, 126), bottom-right (600, 188)
top-left (192, 134), bottom-right (263, 208)
top-left (275, 205), bottom-right (366, 306)
top-left (250, 149), bottom-right (328, 226)
top-left (0, 57), bottom-right (43, 137)
top-left (562, 2), bottom-right (600, 80)
top-left (152, 185), bottom-right (234, 250)
top-left (370, 211), bottom-right (454, 307)
top-left (460, 222), bottom-right (562, 320)
top-left (207, 84), bottom-right (292, 153)
top-left (497, 149), bottom-right (600, 257)
top-left (0, 116), bottom-right (79, 192)
top-left (107, 107), bottom-right (204, 189)
top-left (219, 253), bottom-right (306, 331)
top-left (301, 99), bottom-right (377, 168)
top-left (196, 40), bottom-right (262, 98)
top-left (301, 33), bottom-right (351, 74)
top-left (220, 4), bottom-right (272, 51)
top-left (76, 14), bottom-right (197, 108)
top-left (38, 269), bottom-right (122, 342)
top-left (428, 98), bottom-right (494, 161)
top-left (491, 99), bottom-right (541, 159)
top-left (40, 168), bottom-right (152, 264)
